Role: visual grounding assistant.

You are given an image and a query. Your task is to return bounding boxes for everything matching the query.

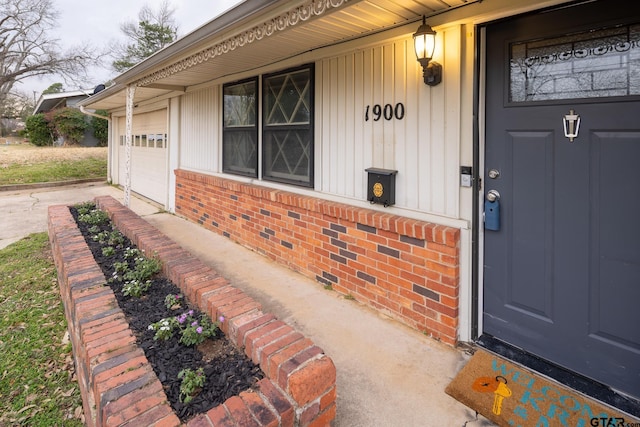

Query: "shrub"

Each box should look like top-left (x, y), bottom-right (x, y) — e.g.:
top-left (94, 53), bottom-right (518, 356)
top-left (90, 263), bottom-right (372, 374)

top-left (91, 110), bottom-right (109, 147)
top-left (51, 108), bottom-right (88, 145)
top-left (25, 114), bottom-right (54, 146)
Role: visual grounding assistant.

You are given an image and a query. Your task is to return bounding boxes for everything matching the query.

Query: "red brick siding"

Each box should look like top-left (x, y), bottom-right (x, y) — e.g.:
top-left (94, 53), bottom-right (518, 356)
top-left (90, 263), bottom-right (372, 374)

top-left (175, 169), bottom-right (460, 345)
top-left (48, 197), bottom-right (336, 426)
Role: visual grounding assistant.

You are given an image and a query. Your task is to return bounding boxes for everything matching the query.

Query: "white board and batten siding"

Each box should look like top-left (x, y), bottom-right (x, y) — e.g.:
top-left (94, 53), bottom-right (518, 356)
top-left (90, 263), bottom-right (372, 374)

top-left (180, 88), bottom-right (219, 173)
top-left (178, 26), bottom-right (464, 222)
top-left (319, 26), bottom-right (462, 219)
top-left (114, 109), bottom-right (169, 205)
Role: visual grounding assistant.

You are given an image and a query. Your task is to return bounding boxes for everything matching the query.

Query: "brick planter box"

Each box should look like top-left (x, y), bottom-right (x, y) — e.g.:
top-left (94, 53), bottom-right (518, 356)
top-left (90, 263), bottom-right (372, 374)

top-left (48, 195), bottom-right (336, 427)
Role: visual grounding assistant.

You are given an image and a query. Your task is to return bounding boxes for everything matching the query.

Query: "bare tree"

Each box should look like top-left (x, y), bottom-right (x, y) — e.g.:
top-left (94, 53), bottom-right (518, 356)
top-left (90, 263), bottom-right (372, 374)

top-left (0, 0), bottom-right (98, 104)
top-left (111, 0), bottom-right (178, 72)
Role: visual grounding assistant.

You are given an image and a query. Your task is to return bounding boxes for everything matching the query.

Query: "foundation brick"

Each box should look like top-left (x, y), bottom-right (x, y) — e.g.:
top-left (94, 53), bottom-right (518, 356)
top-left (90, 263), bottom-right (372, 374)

top-left (174, 170), bottom-right (461, 347)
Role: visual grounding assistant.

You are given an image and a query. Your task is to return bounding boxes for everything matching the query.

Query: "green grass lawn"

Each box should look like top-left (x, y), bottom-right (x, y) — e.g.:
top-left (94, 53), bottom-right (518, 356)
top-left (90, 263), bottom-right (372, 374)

top-left (0, 233), bottom-right (84, 426)
top-left (0, 157), bottom-right (107, 186)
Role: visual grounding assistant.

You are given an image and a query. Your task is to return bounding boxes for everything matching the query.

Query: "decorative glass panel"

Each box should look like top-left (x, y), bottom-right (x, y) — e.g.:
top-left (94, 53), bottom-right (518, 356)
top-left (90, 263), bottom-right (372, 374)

top-left (263, 129), bottom-right (311, 182)
top-left (510, 23), bottom-right (640, 102)
top-left (263, 66), bottom-right (313, 186)
top-left (223, 79), bottom-right (258, 177)
top-left (264, 69), bottom-right (311, 125)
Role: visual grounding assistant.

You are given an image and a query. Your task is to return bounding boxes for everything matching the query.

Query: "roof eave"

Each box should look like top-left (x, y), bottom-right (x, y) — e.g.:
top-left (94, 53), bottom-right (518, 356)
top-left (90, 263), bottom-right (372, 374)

top-left (79, 0), bottom-right (282, 108)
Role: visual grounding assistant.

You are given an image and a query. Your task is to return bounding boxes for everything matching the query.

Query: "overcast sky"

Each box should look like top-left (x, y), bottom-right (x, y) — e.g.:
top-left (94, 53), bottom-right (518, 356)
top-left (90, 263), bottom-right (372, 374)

top-left (20, 0), bottom-right (242, 98)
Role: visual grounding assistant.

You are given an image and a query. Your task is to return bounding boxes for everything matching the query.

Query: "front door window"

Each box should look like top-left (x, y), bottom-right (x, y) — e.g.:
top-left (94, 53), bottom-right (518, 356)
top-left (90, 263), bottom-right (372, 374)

top-left (509, 23), bottom-right (640, 103)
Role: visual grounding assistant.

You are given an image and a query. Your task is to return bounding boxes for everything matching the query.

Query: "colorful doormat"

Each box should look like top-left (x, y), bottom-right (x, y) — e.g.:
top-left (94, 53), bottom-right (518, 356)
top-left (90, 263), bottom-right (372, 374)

top-left (445, 349), bottom-right (640, 427)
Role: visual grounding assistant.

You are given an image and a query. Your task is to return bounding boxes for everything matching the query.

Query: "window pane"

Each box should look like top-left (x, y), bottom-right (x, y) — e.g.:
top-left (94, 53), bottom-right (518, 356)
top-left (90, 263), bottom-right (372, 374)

top-left (223, 79), bottom-right (258, 177)
top-left (223, 130), bottom-right (258, 177)
top-left (224, 81), bottom-right (256, 127)
top-left (263, 129), bottom-right (311, 183)
top-left (264, 69), bottom-right (311, 125)
top-left (510, 23), bottom-right (640, 102)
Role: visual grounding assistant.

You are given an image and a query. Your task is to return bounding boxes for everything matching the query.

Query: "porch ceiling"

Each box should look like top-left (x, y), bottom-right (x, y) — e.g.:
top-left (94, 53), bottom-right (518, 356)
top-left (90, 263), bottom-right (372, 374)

top-left (81, 0), bottom-right (474, 110)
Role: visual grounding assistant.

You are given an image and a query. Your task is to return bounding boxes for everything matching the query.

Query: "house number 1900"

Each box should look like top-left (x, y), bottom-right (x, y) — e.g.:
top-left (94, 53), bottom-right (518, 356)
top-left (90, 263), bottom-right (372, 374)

top-left (365, 103), bottom-right (405, 121)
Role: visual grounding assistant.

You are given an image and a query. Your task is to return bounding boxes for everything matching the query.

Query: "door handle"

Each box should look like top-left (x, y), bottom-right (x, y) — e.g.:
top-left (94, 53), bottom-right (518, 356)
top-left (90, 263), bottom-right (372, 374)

top-left (486, 190), bottom-right (500, 202)
top-left (485, 190), bottom-right (501, 231)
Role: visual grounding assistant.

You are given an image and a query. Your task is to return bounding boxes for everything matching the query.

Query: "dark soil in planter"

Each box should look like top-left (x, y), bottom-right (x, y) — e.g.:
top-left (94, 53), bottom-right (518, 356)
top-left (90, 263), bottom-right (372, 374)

top-left (69, 206), bottom-right (264, 423)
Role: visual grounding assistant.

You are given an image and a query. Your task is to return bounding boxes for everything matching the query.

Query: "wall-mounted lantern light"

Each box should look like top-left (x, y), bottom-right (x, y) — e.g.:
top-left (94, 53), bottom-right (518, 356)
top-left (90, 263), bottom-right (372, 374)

top-left (413, 16), bottom-right (442, 86)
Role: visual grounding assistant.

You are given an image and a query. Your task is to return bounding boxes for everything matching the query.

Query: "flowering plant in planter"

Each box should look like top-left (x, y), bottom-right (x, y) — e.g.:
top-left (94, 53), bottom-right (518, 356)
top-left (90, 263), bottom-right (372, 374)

top-left (108, 248), bottom-right (161, 297)
top-left (180, 314), bottom-right (218, 346)
top-left (149, 308), bottom-right (220, 346)
top-left (178, 368), bottom-right (206, 404)
top-left (148, 317), bottom-right (179, 341)
top-left (165, 293), bottom-right (183, 310)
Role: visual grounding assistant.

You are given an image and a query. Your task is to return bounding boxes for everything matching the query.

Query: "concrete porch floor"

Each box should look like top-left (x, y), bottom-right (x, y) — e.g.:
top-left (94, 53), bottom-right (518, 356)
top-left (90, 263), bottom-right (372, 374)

top-left (0, 182), bottom-right (492, 426)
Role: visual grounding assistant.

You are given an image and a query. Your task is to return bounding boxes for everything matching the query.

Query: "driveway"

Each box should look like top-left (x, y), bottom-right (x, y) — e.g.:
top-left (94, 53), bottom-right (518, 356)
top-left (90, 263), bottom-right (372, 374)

top-left (0, 182), bottom-right (158, 250)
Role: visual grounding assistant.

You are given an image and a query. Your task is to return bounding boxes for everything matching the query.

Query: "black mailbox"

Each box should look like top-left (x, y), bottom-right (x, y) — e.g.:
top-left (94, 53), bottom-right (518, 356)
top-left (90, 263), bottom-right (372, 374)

top-left (365, 168), bottom-right (397, 207)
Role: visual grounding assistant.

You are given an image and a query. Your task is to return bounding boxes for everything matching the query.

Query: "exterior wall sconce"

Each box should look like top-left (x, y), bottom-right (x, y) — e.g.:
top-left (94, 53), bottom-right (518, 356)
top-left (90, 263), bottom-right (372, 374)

top-left (413, 16), bottom-right (442, 86)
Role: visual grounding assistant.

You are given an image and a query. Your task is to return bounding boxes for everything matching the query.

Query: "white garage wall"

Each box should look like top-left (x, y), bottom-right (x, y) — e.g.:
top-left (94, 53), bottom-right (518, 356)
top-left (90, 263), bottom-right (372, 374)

top-left (115, 109), bottom-right (168, 204)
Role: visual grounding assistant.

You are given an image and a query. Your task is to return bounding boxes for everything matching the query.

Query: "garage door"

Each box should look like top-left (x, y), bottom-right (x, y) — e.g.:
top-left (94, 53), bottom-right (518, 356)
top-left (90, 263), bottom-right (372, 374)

top-left (116, 109), bottom-right (168, 204)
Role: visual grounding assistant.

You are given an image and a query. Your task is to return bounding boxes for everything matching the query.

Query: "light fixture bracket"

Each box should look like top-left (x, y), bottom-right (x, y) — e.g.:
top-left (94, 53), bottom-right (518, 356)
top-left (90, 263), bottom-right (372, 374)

top-left (420, 60), bottom-right (442, 86)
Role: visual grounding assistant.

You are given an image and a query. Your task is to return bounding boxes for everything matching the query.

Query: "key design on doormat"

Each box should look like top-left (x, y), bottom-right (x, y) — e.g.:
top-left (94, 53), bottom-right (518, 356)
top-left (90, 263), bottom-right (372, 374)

top-left (471, 375), bottom-right (512, 415)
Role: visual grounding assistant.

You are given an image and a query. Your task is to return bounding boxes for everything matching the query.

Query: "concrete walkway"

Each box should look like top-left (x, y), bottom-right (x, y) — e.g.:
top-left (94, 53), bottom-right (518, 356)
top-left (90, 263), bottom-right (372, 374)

top-left (1, 182), bottom-right (493, 427)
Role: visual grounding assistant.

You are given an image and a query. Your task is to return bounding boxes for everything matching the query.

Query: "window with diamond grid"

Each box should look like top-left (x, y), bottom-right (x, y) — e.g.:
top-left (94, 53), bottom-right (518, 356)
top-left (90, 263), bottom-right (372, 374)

top-left (222, 65), bottom-right (313, 186)
top-left (263, 66), bottom-right (313, 186)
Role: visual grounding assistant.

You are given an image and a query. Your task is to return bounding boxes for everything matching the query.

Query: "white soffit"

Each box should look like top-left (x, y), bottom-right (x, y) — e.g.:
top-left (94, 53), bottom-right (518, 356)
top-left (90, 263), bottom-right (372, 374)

top-left (83, 0), bottom-right (472, 109)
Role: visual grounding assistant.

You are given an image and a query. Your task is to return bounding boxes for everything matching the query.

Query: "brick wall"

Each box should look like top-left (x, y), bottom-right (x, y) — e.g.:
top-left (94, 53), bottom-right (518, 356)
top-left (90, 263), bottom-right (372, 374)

top-left (175, 169), bottom-right (460, 345)
top-left (49, 197), bottom-right (336, 426)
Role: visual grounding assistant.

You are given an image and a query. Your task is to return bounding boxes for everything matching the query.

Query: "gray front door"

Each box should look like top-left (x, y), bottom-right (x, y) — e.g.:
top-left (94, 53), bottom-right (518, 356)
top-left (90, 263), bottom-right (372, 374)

top-left (483, 0), bottom-right (640, 398)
